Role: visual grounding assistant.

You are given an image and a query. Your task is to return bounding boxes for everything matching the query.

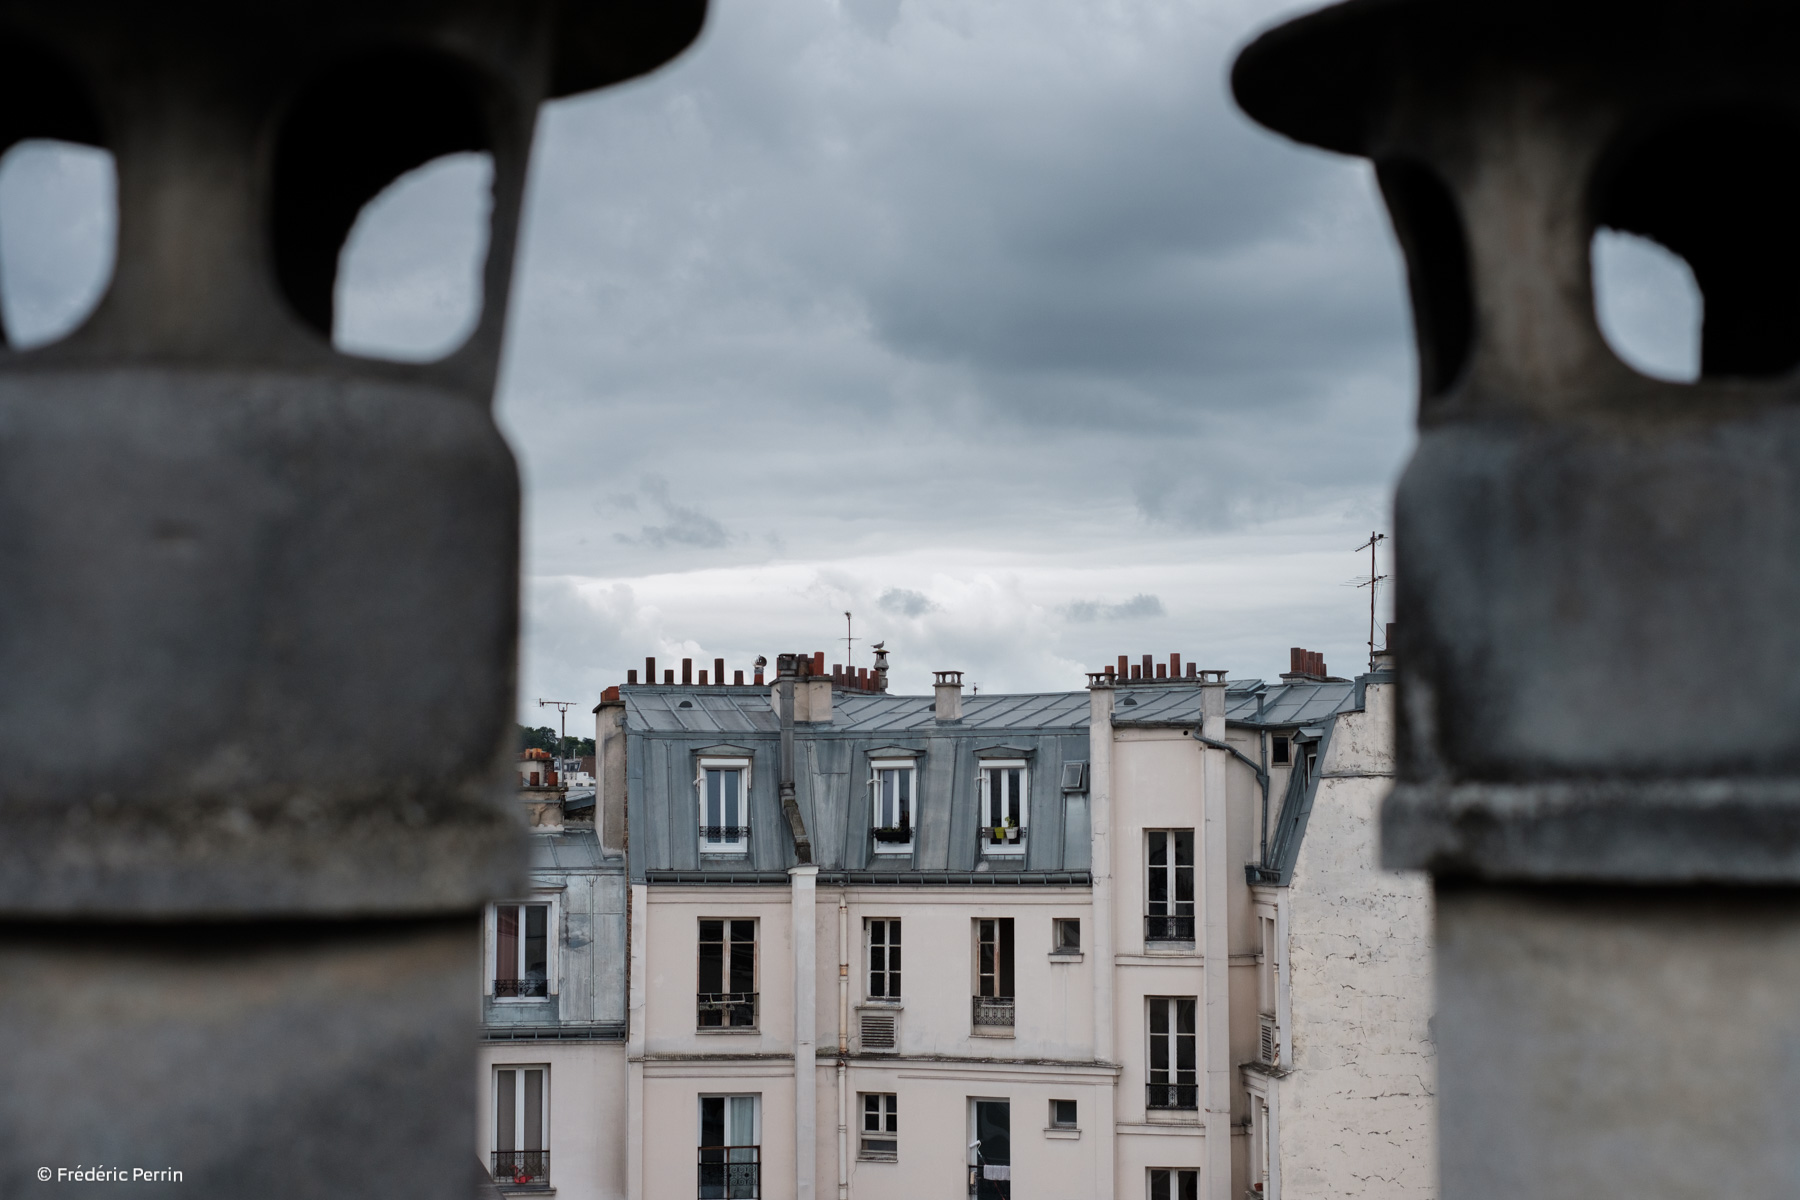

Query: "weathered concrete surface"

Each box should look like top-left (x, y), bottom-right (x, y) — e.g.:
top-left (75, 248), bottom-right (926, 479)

top-left (1283, 683), bottom-right (1436, 1198)
top-left (1437, 887), bottom-right (1800, 1199)
top-left (0, 920), bottom-right (476, 1199)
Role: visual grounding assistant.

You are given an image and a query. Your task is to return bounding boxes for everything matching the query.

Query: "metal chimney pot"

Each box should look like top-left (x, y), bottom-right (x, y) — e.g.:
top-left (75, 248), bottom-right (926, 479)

top-left (1237, 3), bottom-right (1800, 1197)
top-left (0, 3), bottom-right (702, 1196)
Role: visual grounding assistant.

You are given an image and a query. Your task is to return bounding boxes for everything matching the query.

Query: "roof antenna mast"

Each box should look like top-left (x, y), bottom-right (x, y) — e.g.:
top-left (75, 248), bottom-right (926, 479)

top-left (844, 611), bottom-right (857, 668)
top-left (1355, 532), bottom-right (1389, 671)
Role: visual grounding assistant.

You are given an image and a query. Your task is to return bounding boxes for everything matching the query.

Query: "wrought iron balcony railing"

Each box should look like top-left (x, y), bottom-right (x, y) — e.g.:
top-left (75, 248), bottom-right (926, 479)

top-left (494, 977), bottom-right (548, 998)
top-left (492, 1149), bottom-right (549, 1189)
top-left (871, 824), bottom-right (913, 844)
top-left (700, 826), bottom-right (751, 843)
top-left (697, 991), bottom-right (758, 1029)
top-left (1145, 914), bottom-right (1196, 941)
top-left (972, 995), bottom-right (1015, 1027)
top-left (1146, 1082), bottom-right (1199, 1110)
top-left (697, 1145), bottom-right (760, 1199)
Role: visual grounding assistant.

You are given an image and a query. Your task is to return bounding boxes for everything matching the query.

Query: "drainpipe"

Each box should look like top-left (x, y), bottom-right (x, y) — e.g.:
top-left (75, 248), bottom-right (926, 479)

top-left (1198, 670), bottom-right (1232, 1200)
top-left (838, 892), bottom-right (850, 1200)
top-left (1087, 677), bottom-right (1118, 1196)
top-left (793, 864), bottom-right (819, 1200)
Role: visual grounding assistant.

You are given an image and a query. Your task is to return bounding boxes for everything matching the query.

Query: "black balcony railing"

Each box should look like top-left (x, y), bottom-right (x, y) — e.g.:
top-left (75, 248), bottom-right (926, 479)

top-left (972, 995), bottom-right (1015, 1027)
top-left (871, 825), bottom-right (913, 844)
top-left (494, 977), bottom-right (548, 998)
top-left (698, 1145), bottom-right (760, 1199)
top-left (700, 826), bottom-right (751, 843)
top-left (1145, 914), bottom-right (1196, 941)
top-left (492, 1149), bottom-right (549, 1189)
top-left (1147, 1082), bottom-right (1199, 1110)
top-left (697, 991), bottom-right (758, 1028)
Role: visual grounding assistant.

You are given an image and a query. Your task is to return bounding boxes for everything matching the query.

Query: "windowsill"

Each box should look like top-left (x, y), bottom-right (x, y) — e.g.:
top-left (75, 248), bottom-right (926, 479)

top-left (859, 999), bottom-right (903, 1008)
top-left (1142, 941), bottom-right (1197, 954)
top-left (492, 996), bottom-right (554, 1004)
top-left (980, 852), bottom-right (1026, 860)
top-left (1043, 1127), bottom-right (1080, 1140)
top-left (1048, 951), bottom-right (1084, 962)
top-left (1145, 1108), bottom-right (1200, 1124)
top-left (699, 850), bottom-right (749, 858)
top-left (970, 1027), bottom-right (1016, 1039)
top-left (857, 1154), bottom-right (899, 1164)
top-left (870, 848), bottom-right (914, 857)
top-left (695, 1026), bottom-right (760, 1035)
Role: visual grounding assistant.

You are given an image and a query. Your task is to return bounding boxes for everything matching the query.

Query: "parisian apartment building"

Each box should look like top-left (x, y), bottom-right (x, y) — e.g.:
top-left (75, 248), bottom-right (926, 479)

top-left (475, 642), bottom-right (1434, 1200)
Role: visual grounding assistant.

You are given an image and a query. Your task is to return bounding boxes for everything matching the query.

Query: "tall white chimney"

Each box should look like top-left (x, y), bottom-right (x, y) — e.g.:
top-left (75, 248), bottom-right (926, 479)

top-left (933, 670), bottom-right (963, 722)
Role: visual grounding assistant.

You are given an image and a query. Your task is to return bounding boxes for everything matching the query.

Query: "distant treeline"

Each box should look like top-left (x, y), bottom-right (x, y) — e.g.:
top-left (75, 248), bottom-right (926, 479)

top-left (518, 724), bottom-right (596, 758)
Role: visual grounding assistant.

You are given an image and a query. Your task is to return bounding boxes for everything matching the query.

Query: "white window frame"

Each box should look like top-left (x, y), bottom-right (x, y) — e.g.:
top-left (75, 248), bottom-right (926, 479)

top-left (858, 1092), bottom-right (898, 1161)
top-left (977, 759), bottom-right (1028, 856)
top-left (698, 1093), bottom-right (762, 1199)
top-left (492, 1064), bottom-right (550, 1187)
top-left (697, 756), bottom-right (753, 855)
top-left (1245, 1072), bottom-right (1280, 1200)
top-left (868, 758), bottom-right (917, 855)
top-left (697, 917), bottom-right (759, 1031)
top-left (487, 892), bottom-right (560, 1000)
top-left (1145, 829), bottom-right (1196, 943)
top-left (1147, 996), bottom-right (1199, 1112)
top-left (866, 917), bottom-right (902, 1001)
top-left (1147, 1167), bottom-right (1199, 1200)
top-left (1253, 888), bottom-right (1293, 1067)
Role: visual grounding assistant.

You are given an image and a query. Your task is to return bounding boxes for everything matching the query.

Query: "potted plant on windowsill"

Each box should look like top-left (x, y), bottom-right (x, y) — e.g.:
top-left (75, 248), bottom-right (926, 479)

top-left (989, 822), bottom-right (1021, 845)
top-left (872, 824), bottom-right (912, 843)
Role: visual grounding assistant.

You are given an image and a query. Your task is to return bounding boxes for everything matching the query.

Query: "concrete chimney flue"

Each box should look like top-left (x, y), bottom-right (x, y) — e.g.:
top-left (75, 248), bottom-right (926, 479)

top-left (934, 670), bottom-right (964, 722)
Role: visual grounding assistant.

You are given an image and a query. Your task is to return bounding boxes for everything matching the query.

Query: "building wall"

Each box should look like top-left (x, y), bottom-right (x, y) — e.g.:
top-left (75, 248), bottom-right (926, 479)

top-left (476, 1042), bottom-right (628, 1200)
top-left (1279, 681), bottom-right (1437, 1198)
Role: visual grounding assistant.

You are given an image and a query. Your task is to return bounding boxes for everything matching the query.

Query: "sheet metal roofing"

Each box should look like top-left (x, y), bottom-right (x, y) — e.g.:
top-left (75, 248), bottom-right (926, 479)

top-left (622, 676), bottom-right (1362, 733)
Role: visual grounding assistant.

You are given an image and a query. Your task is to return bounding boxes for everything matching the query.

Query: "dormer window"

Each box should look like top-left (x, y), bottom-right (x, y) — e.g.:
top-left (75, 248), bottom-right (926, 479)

top-left (698, 757), bottom-right (751, 854)
top-left (978, 760), bottom-right (1027, 856)
top-left (869, 759), bottom-right (916, 854)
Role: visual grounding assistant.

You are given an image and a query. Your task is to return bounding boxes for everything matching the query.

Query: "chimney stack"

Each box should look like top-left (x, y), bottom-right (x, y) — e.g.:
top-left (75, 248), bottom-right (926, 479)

top-left (934, 671), bottom-right (964, 722)
top-left (872, 643), bottom-right (889, 693)
top-left (681, 658), bottom-right (692, 685)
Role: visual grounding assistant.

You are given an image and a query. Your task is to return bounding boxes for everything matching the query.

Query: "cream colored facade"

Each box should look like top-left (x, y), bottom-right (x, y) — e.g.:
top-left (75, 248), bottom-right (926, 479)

top-left (503, 657), bottom-right (1432, 1200)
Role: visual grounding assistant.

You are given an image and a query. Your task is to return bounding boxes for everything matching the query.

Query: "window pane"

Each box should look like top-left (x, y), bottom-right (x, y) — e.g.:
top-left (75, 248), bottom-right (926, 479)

top-left (1151, 1170), bottom-right (1171, 1200)
top-left (701, 1096), bottom-right (724, 1146)
top-left (496, 905), bottom-right (518, 981)
top-left (723, 770), bottom-right (739, 828)
top-left (1148, 831), bottom-right (1167, 867)
top-left (1180, 1169), bottom-right (1198, 1200)
top-left (699, 928), bottom-right (723, 994)
top-left (496, 1071), bottom-right (516, 1151)
top-left (998, 918), bottom-right (1014, 996)
top-left (706, 770), bottom-right (721, 828)
top-left (1174, 830), bottom-right (1194, 867)
top-left (1177, 997), bottom-right (1197, 1035)
top-left (729, 931), bottom-right (755, 994)
top-left (898, 769), bottom-right (910, 826)
top-left (523, 1069), bottom-right (543, 1151)
top-left (863, 1095), bottom-right (880, 1131)
top-left (525, 905), bottom-right (547, 981)
top-left (727, 1095), bottom-right (756, 1146)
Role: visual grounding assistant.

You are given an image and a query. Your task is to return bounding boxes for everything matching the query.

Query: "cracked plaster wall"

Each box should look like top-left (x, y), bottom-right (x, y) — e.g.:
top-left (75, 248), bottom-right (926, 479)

top-left (1281, 681), bottom-right (1437, 1197)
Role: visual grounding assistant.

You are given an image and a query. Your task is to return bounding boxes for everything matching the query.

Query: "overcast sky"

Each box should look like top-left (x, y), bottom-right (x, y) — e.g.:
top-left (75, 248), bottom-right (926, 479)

top-left (0, 0), bottom-right (1700, 725)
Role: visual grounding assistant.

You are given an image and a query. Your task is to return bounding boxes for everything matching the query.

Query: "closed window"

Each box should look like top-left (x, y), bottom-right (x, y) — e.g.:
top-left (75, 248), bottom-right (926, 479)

top-left (1147, 997), bottom-right (1198, 1110)
top-left (1271, 735), bottom-right (1290, 766)
top-left (1053, 918), bottom-right (1081, 954)
top-left (978, 761), bottom-right (1027, 854)
top-left (1146, 831), bottom-right (1195, 941)
top-left (698, 919), bottom-right (757, 1029)
top-left (699, 1094), bottom-right (760, 1199)
top-left (1050, 1099), bottom-right (1078, 1129)
top-left (870, 761), bottom-right (915, 853)
top-left (493, 902), bottom-right (550, 998)
top-left (699, 760), bottom-right (750, 852)
top-left (1149, 1168), bottom-right (1198, 1200)
top-left (867, 918), bottom-right (901, 1000)
top-left (860, 1093), bottom-right (898, 1161)
top-left (493, 1066), bottom-right (548, 1187)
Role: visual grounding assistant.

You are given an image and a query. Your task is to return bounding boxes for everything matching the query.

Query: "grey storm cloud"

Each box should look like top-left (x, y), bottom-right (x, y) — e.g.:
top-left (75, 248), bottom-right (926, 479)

top-left (613, 475), bottom-right (733, 550)
top-left (1062, 594), bottom-right (1166, 624)
top-left (878, 588), bottom-right (936, 617)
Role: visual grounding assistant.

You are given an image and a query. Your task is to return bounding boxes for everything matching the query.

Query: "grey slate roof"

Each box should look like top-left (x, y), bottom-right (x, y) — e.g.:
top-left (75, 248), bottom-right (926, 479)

top-left (622, 675), bottom-right (1367, 885)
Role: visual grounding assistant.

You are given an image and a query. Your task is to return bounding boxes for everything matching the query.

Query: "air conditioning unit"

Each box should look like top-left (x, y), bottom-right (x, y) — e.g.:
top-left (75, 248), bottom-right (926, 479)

top-left (1258, 1014), bottom-right (1279, 1066)
top-left (859, 1008), bottom-right (898, 1054)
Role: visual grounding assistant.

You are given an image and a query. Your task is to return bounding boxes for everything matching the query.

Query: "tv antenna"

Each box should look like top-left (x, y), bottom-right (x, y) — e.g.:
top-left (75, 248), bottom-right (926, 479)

top-left (1355, 532), bottom-right (1389, 671)
top-left (843, 611), bottom-right (858, 667)
top-left (536, 698), bottom-right (579, 761)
